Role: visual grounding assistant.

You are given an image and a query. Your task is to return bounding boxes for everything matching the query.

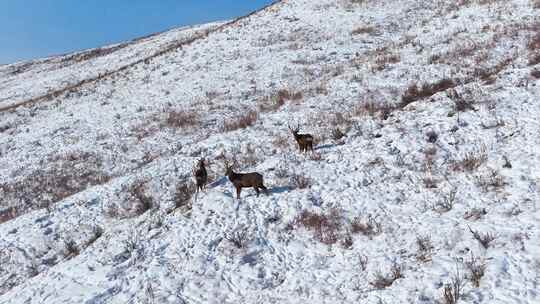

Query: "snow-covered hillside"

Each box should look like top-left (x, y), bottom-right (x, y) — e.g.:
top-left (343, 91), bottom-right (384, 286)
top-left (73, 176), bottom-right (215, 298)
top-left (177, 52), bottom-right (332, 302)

top-left (1, 0), bottom-right (540, 303)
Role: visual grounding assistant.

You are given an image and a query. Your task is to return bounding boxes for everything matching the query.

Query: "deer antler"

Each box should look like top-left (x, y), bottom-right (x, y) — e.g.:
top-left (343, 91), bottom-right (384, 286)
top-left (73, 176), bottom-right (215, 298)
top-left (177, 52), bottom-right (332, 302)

top-left (288, 122), bottom-right (299, 133)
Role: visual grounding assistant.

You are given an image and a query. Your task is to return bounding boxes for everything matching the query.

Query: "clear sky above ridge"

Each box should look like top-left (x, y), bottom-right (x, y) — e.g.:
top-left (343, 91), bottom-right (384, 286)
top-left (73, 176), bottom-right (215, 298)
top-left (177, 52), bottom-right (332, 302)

top-left (0, 0), bottom-right (274, 64)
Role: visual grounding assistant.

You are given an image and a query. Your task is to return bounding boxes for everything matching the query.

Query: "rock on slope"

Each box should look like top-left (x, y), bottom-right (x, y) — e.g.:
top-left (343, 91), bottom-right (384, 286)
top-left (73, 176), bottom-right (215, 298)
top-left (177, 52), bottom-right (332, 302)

top-left (1, 0), bottom-right (540, 303)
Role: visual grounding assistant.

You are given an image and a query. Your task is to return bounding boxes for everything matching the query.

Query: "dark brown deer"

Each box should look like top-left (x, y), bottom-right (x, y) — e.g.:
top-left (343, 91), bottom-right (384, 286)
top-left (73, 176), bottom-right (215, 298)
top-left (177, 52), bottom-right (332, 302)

top-left (192, 158), bottom-right (208, 193)
top-left (289, 123), bottom-right (314, 153)
top-left (224, 160), bottom-right (269, 199)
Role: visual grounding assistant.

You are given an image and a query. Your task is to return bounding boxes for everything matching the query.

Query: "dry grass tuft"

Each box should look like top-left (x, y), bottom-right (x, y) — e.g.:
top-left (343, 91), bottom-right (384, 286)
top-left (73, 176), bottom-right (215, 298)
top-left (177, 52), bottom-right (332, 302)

top-left (451, 145), bottom-right (488, 172)
top-left (465, 253), bottom-right (486, 287)
top-left (223, 110), bottom-right (258, 131)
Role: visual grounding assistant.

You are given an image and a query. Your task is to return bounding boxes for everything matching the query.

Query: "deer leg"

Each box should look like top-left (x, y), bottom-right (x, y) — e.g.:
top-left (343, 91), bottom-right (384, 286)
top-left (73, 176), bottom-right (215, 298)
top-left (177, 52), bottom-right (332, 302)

top-left (260, 185), bottom-right (269, 195)
top-left (255, 187), bottom-right (260, 197)
top-left (236, 186), bottom-right (241, 199)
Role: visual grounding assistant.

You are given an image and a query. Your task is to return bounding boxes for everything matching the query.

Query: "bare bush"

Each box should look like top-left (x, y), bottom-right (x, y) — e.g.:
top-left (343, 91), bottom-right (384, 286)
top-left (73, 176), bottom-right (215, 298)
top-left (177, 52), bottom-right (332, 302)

top-left (63, 239), bottom-right (80, 259)
top-left (463, 208), bottom-right (487, 221)
top-left (223, 110), bottom-right (258, 131)
top-left (531, 69), bottom-right (540, 78)
top-left (351, 26), bottom-right (376, 35)
top-left (432, 190), bottom-right (457, 214)
top-left (442, 267), bottom-right (466, 304)
top-left (85, 226), bottom-right (104, 248)
top-left (332, 127), bottom-right (345, 140)
top-left (354, 100), bottom-right (396, 120)
top-left (527, 30), bottom-right (540, 51)
top-left (226, 228), bottom-right (251, 249)
top-left (128, 181), bottom-right (155, 215)
top-left (465, 253), bottom-right (486, 288)
top-left (257, 89), bottom-right (301, 112)
top-left (451, 146), bottom-right (488, 171)
top-left (475, 169), bottom-right (505, 192)
top-left (416, 235), bottom-right (434, 262)
top-left (292, 209), bottom-right (342, 245)
top-left (173, 181), bottom-right (195, 210)
top-left (447, 89), bottom-right (476, 112)
top-left (468, 226), bottom-right (496, 249)
top-left (164, 109), bottom-right (199, 129)
top-left (290, 173), bottom-right (312, 189)
top-left (351, 215), bottom-right (382, 238)
top-left (401, 79), bottom-right (456, 107)
top-left (370, 261), bottom-right (404, 289)
top-left (309, 152), bottom-right (323, 161)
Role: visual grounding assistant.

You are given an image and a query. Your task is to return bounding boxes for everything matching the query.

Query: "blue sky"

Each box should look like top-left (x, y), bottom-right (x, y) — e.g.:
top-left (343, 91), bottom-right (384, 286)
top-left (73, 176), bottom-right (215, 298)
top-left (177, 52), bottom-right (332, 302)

top-left (0, 0), bottom-right (274, 64)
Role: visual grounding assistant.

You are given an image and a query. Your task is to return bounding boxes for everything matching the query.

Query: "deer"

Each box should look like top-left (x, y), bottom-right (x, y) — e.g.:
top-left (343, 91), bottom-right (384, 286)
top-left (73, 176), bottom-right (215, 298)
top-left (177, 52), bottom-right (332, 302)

top-left (288, 123), bottom-right (314, 153)
top-left (192, 158), bottom-right (208, 193)
top-left (224, 160), bottom-right (269, 199)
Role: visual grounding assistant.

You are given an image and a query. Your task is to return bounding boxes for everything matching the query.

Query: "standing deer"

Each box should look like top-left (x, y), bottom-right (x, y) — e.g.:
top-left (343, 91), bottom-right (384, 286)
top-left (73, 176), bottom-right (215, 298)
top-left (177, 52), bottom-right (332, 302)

top-left (224, 160), bottom-right (269, 199)
top-left (192, 158), bottom-right (208, 193)
top-left (289, 123), bottom-right (314, 153)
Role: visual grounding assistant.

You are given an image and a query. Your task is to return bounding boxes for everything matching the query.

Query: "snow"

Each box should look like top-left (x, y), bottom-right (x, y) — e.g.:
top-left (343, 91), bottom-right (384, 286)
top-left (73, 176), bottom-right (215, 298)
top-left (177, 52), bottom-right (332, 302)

top-left (1, 0), bottom-right (540, 303)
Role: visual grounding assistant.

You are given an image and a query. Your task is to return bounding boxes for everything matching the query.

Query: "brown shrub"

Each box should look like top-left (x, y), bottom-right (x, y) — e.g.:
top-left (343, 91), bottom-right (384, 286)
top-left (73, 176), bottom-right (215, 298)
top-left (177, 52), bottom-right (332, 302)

top-left (351, 26), bottom-right (376, 35)
top-left (351, 215), bottom-right (382, 238)
top-left (354, 100), bottom-right (396, 120)
top-left (292, 209), bottom-right (342, 245)
top-left (290, 173), bottom-right (312, 189)
top-left (447, 89), bottom-right (476, 112)
top-left (465, 253), bottom-right (486, 288)
top-left (469, 226), bottom-right (496, 249)
top-left (451, 146), bottom-right (488, 171)
top-left (173, 181), bottom-right (196, 210)
top-left (165, 109), bottom-right (199, 129)
top-left (416, 235), bottom-right (434, 262)
top-left (401, 78), bottom-right (457, 107)
top-left (527, 31), bottom-right (540, 51)
top-left (442, 268), bottom-right (465, 304)
top-left (128, 181), bottom-right (155, 215)
top-left (370, 261), bottom-right (404, 289)
top-left (528, 53), bottom-right (540, 66)
top-left (223, 110), bottom-right (258, 131)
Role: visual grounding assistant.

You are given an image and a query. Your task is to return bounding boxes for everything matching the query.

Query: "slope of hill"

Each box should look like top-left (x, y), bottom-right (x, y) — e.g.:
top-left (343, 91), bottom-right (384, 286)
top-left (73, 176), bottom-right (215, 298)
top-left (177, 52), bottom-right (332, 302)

top-left (1, 0), bottom-right (540, 303)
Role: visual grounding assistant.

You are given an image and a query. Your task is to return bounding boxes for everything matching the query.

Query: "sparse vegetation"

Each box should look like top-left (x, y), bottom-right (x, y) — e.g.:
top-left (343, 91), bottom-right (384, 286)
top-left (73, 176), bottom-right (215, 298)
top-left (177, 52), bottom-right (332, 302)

top-left (442, 266), bottom-right (466, 304)
top-left (465, 253), bottom-right (486, 287)
top-left (291, 209), bottom-right (342, 245)
top-left (370, 261), bottom-right (404, 289)
top-left (0, 151), bottom-right (110, 223)
top-left (433, 190), bottom-right (457, 214)
top-left (351, 215), bottom-right (382, 238)
top-left (173, 181), bottom-right (196, 210)
top-left (128, 181), bottom-right (155, 215)
top-left (416, 235), bottom-right (434, 262)
top-left (164, 109), bottom-right (199, 129)
top-left (400, 78), bottom-right (456, 107)
top-left (290, 173), bottom-right (312, 189)
top-left (451, 146), bottom-right (488, 171)
top-left (223, 110), bottom-right (258, 131)
top-left (226, 228), bottom-right (251, 249)
top-left (469, 226), bottom-right (496, 249)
